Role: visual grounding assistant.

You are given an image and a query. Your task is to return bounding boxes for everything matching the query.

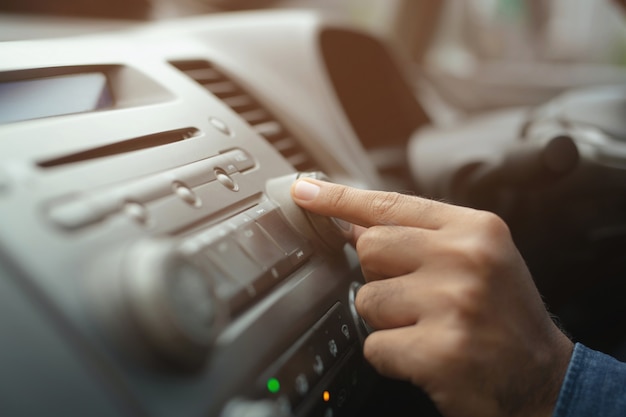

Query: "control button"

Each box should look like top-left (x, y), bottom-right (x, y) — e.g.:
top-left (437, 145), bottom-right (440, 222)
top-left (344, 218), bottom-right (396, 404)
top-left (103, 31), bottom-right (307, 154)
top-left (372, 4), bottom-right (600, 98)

top-left (204, 237), bottom-right (262, 288)
top-left (328, 339), bottom-right (338, 358)
top-left (225, 148), bottom-right (255, 172)
top-left (172, 182), bottom-right (201, 207)
top-left (244, 199), bottom-right (275, 218)
top-left (255, 303), bottom-right (359, 412)
top-left (233, 222), bottom-right (291, 278)
top-left (111, 240), bottom-right (224, 368)
top-left (287, 245), bottom-right (313, 268)
top-left (193, 254), bottom-right (252, 315)
top-left (123, 201), bottom-right (151, 226)
top-left (215, 169), bottom-right (239, 191)
top-left (252, 208), bottom-right (314, 268)
top-left (265, 171), bottom-right (350, 251)
top-left (48, 199), bottom-right (104, 229)
top-left (165, 261), bottom-right (215, 343)
top-left (254, 209), bottom-right (309, 255)
top-left (209, 116), bottom-right (233, 137)
top-left (313, 354), bottom-right (324, 376)
top-left (341, 324), bottom-right (350, 340)
top-left (294, 374), bottom-right (309, 396)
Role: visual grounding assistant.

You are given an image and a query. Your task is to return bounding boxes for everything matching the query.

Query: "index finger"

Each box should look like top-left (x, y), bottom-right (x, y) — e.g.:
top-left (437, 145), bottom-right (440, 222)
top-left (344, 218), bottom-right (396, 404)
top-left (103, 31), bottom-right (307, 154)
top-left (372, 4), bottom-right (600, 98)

top-left (290, 178), bottom-right (458, 230)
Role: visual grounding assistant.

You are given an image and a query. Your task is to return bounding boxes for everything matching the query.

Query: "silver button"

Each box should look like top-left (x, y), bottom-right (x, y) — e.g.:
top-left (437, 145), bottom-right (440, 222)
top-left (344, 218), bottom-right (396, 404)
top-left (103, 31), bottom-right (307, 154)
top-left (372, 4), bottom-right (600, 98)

top-left (123, 201), bottom-right (151, 226)
top-left (215, 169), bottom-right (239, 191)
top-left (209, 117), bottom-right (233, 137)
top-left (173, 182), bottom-right (201, 207)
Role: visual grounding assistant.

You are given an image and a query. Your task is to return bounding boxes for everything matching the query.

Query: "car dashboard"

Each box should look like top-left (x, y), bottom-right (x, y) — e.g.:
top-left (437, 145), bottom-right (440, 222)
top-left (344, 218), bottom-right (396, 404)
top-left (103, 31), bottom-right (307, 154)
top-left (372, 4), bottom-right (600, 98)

top-left (0, 10), bottom-right (430, 417)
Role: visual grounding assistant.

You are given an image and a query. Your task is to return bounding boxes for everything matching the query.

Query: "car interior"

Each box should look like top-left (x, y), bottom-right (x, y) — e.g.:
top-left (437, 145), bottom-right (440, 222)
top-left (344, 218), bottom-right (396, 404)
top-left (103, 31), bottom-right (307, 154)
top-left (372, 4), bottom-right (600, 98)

top-left (1, 1), bottom-right (625, 416)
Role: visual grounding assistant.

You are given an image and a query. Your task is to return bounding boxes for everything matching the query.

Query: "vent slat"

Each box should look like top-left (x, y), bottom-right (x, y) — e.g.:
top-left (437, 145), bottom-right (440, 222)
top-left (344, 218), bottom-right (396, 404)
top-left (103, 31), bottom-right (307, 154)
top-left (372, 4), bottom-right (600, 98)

top-left (222, 95), bottom-right (256, 111)
top-left (271, 138), bottom-right (298, 152)
top-left (252, 121), bottom-right (283, 138)
top-left (240, 109), bottom-right (271, 125)
top-left (203, 81), bottom-right (239, 96)
top-left (170, 60), bottom-right (318, 171)
top-left (182, 68), bottom-right (223, 83)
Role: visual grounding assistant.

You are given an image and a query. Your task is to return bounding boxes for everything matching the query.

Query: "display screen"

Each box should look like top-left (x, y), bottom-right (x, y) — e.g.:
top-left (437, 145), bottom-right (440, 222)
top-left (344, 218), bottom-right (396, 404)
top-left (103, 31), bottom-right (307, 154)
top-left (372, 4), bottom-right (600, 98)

top-left (0, 72), bottom-right (114, 124)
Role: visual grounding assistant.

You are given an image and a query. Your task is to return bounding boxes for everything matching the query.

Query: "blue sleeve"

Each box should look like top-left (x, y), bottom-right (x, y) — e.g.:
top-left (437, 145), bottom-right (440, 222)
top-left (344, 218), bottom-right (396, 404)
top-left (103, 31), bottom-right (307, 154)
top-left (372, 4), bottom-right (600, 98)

top-left (553, 343), bottom-right (626, 417)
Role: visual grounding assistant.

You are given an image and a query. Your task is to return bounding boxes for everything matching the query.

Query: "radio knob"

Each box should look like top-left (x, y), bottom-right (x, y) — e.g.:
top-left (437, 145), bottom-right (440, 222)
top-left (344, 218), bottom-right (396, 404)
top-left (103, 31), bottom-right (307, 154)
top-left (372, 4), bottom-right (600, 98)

top-left (265, 172), bottom-right (352, 251)
top-left (119, 240), bottom-right (220, 368)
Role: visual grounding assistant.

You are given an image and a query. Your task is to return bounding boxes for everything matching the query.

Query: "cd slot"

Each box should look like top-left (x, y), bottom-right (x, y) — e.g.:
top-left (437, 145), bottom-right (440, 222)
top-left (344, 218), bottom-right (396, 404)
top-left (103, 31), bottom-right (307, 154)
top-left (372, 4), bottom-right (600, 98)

top-left (37, 127), bottom-right (200, 168)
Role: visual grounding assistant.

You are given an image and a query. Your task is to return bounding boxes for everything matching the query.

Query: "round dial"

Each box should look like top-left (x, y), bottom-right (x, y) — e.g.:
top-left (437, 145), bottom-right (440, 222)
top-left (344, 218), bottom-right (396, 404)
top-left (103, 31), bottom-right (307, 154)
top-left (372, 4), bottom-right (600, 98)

top-left (265, 171), bottom-right (352, 251)
top-left (117, 240), bottom-right (222, 368)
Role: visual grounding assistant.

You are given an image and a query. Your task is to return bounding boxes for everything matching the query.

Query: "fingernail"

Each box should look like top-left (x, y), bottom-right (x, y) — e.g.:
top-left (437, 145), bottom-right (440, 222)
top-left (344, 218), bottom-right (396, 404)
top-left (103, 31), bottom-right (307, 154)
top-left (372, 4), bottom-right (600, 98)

top-left (293, 180), bottom-right (320, 201)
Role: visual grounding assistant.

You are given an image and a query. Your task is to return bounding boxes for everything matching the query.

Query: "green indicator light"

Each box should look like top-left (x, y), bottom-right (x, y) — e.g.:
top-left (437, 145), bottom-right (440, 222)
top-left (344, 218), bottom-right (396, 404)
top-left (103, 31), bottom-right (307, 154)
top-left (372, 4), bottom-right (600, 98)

top-left (267, 377), bottom-right (281, 394)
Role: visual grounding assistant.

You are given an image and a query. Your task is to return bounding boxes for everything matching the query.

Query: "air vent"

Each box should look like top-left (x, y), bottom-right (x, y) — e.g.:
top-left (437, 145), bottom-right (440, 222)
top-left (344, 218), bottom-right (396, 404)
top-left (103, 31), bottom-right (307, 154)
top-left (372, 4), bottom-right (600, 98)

top-left (170, 60), bottom-right (317, 172)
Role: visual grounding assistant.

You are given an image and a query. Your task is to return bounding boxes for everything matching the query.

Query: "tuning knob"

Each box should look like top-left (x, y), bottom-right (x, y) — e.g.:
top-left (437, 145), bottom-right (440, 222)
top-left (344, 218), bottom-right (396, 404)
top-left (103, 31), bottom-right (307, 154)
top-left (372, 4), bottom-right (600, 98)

top-left (102, 239), bottom-right (224, 368)
top-left (265, 172), bottom-right (352, 251)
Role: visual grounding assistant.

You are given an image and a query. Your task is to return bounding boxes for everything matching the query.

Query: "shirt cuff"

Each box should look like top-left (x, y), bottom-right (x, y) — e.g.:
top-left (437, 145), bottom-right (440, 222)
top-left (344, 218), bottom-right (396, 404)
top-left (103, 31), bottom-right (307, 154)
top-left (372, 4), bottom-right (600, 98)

top-left (552, 343), bottom-right (626, 417)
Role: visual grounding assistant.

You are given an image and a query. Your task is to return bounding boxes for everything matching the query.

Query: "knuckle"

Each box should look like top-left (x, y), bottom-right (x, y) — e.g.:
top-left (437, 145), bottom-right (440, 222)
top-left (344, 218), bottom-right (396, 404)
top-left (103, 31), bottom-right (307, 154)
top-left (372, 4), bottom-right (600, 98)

top-left (438, 328), bottom-right (473, 364)
top-left (362, 333), bottom-right (381, 364)
top-left (367, 192), bottom-right (405, 224)
top-left (473, 210), bottom-right (511, 242)
top-left (355, 226), bottom-right (385, 258)
top-left (451, 281), bottom-right (485, 322)
top-left (325, 184), bottom-right (352, 212)
top-left (448, 211), bottom-right (511, 274)
top-left (354, 282), bottom-right (378, 316)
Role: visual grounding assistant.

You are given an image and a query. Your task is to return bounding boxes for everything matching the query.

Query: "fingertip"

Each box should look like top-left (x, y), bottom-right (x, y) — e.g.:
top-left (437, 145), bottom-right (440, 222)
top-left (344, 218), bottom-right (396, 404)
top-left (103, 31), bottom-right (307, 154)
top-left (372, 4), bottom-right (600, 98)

top-left (291, 179), bottom-right (321, 202)
top-left (361, 328), bottom-right (425, 385)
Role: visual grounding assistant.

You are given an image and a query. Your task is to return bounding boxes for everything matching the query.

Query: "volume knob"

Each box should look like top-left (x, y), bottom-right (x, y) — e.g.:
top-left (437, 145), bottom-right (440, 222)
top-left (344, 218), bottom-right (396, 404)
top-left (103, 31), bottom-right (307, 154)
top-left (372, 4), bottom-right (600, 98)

top-left (265, 171), bottom-right (352, 251)
top-left (120, 240), bottom-right (219, 368)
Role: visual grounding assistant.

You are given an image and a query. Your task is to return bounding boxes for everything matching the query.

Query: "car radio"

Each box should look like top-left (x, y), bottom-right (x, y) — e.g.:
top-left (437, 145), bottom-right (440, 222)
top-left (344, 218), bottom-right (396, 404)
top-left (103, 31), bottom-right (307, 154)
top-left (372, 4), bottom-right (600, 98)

top-left (0, 12), bottom-right (379, 417)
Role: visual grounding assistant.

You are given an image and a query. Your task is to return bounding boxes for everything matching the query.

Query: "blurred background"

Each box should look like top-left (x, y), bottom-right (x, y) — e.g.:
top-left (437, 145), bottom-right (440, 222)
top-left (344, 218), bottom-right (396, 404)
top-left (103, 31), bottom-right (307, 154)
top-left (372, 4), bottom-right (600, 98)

top-left (2, 0), bottom-right (626, 120)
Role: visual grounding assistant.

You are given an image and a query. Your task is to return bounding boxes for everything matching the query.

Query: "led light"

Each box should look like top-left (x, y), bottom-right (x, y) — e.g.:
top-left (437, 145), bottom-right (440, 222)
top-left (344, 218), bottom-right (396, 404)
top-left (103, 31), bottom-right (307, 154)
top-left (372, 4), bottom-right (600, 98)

top-left (323, 390), bottom-right (331, 402)
top-left (267, 377), bottom-right (281, 394)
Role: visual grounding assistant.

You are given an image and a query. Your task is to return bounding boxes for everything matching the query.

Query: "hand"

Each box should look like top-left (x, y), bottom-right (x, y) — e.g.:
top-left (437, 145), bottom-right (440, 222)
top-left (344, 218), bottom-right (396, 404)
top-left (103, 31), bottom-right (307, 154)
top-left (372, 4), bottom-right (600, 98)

top-left (291, 179), bottom-right (573, 417)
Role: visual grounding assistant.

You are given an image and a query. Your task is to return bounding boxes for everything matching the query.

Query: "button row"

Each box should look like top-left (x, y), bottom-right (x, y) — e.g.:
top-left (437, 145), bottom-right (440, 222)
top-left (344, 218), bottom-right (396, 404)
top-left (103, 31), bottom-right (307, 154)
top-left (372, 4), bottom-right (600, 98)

top-left (258, 303), bottom-right (356, 411)
top-left (183, 200), bottom-right (314, 315)
top-left (308, 349), bottom-right (362, 417)
top-left (47, 148), bottom-right (255, 230)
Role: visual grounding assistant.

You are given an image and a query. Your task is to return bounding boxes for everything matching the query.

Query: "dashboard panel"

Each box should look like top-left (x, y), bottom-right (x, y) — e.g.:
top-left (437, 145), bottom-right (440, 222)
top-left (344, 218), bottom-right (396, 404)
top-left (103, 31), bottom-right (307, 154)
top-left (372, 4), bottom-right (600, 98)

top-left (0, 10), bottom-right (429, 417)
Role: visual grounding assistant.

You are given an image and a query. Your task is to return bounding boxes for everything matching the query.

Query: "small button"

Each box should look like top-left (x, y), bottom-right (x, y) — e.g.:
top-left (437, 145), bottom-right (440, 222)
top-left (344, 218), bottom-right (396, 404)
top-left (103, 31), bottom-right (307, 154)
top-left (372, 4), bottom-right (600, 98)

top-left (254, 209), bottom-right (313, 264)
top-left (341, 324), bottom-right (351, 340)
top-left (312, 354), bottom-right (324, 376)
top-left (294, 374), bottom-right (309, 396)
top-left (209, 117), bottom-right (233, 137)
top-left (328, 339), bottom-right (338, 358)
top-left (48, 199), bottom-right (104, 229)
top-left (194, 254), bottom-right (252, 315)
top-left (233, 222), bottom-right (290, 275)
top-left (165, 261), bottom-right (215, 343)
top-left (204, 236), bottom-right (263, 290)
top-left (215, 169), bottom-right (239, 191)
top-left (225, 148), bottom-right (255, 172)
top-left (287, 243), bottom-right (314, 268)
top-left (124, 201), bottom-right (151, 226)
top-left (173, 182), bottom-right (201, 207)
